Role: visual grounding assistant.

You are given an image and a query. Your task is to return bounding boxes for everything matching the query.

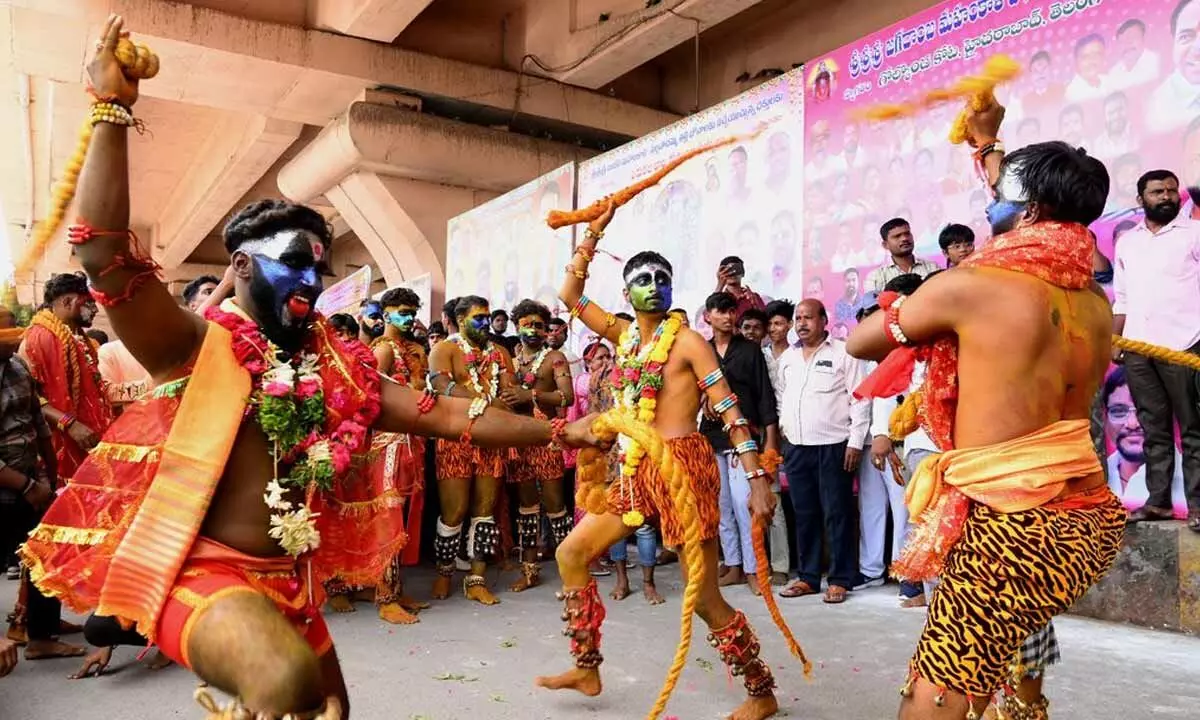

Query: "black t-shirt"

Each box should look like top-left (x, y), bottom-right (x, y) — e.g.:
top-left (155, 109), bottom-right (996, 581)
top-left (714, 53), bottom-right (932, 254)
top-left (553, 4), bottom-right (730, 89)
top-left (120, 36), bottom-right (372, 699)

top-left (699, 335), bottom-right (778, 452)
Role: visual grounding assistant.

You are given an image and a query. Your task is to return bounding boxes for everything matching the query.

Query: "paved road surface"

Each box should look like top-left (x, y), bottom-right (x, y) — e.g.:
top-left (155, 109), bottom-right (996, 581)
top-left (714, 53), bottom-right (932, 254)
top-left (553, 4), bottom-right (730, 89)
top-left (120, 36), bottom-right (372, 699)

top-left (2, 565), bottom-right (1197, 719)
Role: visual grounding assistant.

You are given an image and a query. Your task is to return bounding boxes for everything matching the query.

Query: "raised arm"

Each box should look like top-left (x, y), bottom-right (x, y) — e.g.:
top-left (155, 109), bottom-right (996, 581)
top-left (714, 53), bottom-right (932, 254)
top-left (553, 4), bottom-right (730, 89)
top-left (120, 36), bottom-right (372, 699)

top-left (74, 16), bottom-right (202, 379)
top-left (678, 330), bottom-right (775, 521)
top-left (558, 200), bottom-right (628, 345)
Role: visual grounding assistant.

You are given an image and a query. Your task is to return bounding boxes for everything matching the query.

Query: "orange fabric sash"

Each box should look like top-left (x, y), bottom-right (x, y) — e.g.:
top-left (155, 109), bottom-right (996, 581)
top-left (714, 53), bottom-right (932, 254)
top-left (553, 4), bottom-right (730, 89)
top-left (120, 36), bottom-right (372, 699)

top-left (905, 420), bottom-right (1100, 518)
top-left (96, 324), bottom-right (249, 640)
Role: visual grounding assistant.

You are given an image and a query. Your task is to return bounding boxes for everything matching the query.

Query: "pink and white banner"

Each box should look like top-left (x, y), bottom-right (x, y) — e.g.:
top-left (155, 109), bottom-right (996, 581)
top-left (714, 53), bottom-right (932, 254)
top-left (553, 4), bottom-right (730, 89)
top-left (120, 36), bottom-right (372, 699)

top-left (802, 0), bottom-right (1193, 338)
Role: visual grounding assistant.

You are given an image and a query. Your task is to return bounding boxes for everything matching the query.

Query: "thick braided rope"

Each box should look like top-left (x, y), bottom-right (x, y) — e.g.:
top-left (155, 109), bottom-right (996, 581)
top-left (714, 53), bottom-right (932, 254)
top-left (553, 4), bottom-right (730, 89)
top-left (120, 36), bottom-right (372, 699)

top-left (16, 37), bottom-right (158, 275)
top-left (586, 410), bottom-right (703, 720)
top-left (1114, 336), bottom-right (1200, 372)
top-left (752, 518), bottom-right (812, 677)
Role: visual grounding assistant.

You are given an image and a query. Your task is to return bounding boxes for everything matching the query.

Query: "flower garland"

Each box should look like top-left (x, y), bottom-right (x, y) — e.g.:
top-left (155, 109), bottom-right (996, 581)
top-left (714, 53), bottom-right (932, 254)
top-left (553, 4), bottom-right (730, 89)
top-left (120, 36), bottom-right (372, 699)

top-left (454, 336), bottom-right (502, 400)
top-left (610, 315), bottom-right (682, 526)
top-left (516, 346), bottom-right (551, 388)
top-left (371, 336), bottom-right (422, 386)
top-left (29, 309), bottom-right (106, 407)
top-left (207, 303), bottom-right (381, 557)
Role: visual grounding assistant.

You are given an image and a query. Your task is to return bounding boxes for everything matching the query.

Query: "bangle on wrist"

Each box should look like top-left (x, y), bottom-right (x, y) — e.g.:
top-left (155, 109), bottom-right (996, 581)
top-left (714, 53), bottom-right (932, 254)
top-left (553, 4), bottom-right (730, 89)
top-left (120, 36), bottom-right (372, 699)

top-left (20, 476), bottom-right (36, 496)
top-left (57, 413), bottom-right (77, 432)
top-left (745, 468), bottom-right (770, 481)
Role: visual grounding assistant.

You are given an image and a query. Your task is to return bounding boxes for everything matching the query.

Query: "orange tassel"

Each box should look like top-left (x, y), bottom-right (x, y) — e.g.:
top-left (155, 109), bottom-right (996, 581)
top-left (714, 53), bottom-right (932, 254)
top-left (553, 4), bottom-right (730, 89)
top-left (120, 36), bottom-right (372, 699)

top-left (754, 517), bottom-right (812, 678)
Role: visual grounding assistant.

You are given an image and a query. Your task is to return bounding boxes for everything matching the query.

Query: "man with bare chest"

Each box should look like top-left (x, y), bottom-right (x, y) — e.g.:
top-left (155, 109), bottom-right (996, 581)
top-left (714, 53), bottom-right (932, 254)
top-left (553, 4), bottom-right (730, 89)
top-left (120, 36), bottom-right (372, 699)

top-left (539, 202), bottom-right (782, 720)
top-left (501, 300), bottom-right (575, 592)
top-left (426, 295), bottom-right (518, 605)
top-left (21, 17), bottom-right (601, 719)
top-left (848, 99), bottom-right (1124, 720)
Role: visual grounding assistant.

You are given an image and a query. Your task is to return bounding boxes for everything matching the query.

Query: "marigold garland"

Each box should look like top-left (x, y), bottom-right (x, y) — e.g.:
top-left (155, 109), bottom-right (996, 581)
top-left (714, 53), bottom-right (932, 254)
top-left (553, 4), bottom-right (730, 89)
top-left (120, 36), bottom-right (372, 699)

top-left (610, 315), bottom-right (681, 526)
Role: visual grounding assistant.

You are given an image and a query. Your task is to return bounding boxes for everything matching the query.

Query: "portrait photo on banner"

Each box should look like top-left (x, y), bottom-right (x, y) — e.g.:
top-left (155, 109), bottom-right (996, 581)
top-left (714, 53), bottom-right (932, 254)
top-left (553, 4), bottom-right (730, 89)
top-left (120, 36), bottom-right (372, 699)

top-left (576, 70), bottom-right (806, 337)
top-left (445, 163), bottom-right (577, 315)
top-left (803, 0), bottom-right (1194, 328)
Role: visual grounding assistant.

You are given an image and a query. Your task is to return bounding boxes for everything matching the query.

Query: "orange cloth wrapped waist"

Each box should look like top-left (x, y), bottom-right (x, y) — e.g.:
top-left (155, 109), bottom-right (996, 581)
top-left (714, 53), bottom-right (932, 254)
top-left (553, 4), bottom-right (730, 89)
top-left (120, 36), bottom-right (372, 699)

top-left (905, 419), bottom-right (1101, 518)
top-left (895, 419), bottom-right (1108, 582)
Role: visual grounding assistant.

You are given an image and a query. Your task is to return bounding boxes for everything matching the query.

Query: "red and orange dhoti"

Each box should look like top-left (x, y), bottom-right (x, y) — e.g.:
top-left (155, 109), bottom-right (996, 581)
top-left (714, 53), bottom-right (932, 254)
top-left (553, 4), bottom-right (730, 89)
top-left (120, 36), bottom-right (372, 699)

top-left (156, 537), bottom-right (332, 668)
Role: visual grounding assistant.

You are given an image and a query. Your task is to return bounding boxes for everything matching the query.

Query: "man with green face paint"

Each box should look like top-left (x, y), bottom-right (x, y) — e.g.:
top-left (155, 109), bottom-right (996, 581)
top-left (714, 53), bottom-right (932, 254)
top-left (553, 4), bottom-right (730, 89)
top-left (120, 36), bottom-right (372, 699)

top-left (426, 295), bottom-right (518, 605)
top-left (500, 300), bottom-right (575, 593)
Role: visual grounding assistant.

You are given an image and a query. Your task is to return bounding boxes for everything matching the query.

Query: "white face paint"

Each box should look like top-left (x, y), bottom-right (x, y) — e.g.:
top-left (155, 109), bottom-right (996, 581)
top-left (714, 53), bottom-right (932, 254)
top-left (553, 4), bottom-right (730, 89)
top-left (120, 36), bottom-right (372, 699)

top-left (623, 262), bottom-right (673, 286)
top-left (996, 162), bottom-right (1029, 203)
top-left (237, 229), bottom-right (325, 264)
top-left (624, 261), bottom-right (674, 313)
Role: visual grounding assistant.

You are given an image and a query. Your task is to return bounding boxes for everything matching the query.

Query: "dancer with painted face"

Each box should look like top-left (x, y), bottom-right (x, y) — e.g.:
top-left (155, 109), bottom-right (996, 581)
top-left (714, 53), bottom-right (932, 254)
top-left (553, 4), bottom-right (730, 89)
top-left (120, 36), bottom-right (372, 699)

top-left (501, 300), bottom-right (575, 593)
top-left (541, 200), bottom-right (782, 720)
top-left (21, 17), bottom-right (603, 719)
top-left (324, 287), bottom-right (431, 624)
top-left (426, 295), bottom-right (518, 605)
top-left (357, 300), bottom-right (385, 345)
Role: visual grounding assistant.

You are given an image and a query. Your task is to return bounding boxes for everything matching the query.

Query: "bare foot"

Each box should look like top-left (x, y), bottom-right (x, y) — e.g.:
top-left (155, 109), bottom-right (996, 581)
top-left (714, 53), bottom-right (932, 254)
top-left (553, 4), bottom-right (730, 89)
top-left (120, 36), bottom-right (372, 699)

top-left (144, 650), bottom-right (172, 670)
top-left (535, 667), bottom-right (603, 696)
top-left (397, 595), bottom-right (430, 612)
top-left (508, 566), bottom-right (542, 592)
top-left (609, 579), bottom-right (631, 601)
top-left (728, 693), bottom-right (779, 720)
top-left (327, 593), bottom-right (356, 613)
top-left (6, 624), bottom-right (26, 645)
top-left (431, 575), bottom-right (453, 601)
top-left (642, 583), bottom-right (665, 605)
top-left (70, 647), bottom-right (112, 679)
top-left (770, 572), bottom-right (789, 586)
top-left (719, 568), bottom-right (746, 587)
top-left (747, 576), bottom-right (762, 597)
top-left (378, 602), bottom-right (420, 625)
top-left (26, 639), bottom-right (87, 660)
top-left (657, 549), bottom-right (678, 566)
top-left (464, 583), bottom-right (501, 606)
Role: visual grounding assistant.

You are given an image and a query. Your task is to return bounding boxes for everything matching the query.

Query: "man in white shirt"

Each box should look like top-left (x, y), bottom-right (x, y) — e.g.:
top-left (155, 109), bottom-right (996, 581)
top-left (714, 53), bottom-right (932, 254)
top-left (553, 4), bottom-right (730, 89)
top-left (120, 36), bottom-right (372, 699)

top-left (1064, 34), bottom-right (1113, 103)
top-left (1108, 19), bottom-right (1161, 91)
top-left (776, 299), bottom-right (870, 604)
top-left (1112, 170), bottom-right (1200, 528)
top-left (1147, 0), bottom-right (1200, 132)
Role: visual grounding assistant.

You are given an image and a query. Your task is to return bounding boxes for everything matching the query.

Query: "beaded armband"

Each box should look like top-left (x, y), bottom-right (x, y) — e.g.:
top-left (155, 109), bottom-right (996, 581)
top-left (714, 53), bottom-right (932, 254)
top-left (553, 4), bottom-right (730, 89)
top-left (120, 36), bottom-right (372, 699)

top-left (584, 227), bottom-right (604, 241)
top-left (697, 368), bottom-right (724, 390)
top-left (57, 413), bottom-right (77, 432)
top-left (712, 393), bottom-right (738, 415)
top-left (574, 246), bottom-right (596, 262)
top-left (90, 102), bottom-right (135, 128)
top-left (734, 439), bottom-right (758, 456)
top-left (565, 265), bottom-right (589, 280)
top-left (549, 417), bottom-right (568, 446)
top-left (884, 295), bottom-right (910, 346)
top-left (570, 295), bottom-right (592, 320)
top-left (723, 417), bottom-right (750, 433)
top-left (417, 386), bottom-right (437, 414)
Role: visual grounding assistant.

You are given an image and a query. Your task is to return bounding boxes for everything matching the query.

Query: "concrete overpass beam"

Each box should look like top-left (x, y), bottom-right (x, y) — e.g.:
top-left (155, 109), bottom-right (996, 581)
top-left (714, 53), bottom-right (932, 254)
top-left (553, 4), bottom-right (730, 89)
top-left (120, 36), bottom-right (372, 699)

top-left (523, 0), bottom-right (765, 89)
top-left (307, 0), bottom-right (435, 43)
top-left (153, 114), bottom-right (302, 269)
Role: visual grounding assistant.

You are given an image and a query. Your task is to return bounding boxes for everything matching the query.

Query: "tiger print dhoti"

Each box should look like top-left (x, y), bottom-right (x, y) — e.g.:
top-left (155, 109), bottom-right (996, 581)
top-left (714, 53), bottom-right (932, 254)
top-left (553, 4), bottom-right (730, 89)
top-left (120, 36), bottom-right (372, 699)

top-left (909, 489), bottom-right (1124, 699)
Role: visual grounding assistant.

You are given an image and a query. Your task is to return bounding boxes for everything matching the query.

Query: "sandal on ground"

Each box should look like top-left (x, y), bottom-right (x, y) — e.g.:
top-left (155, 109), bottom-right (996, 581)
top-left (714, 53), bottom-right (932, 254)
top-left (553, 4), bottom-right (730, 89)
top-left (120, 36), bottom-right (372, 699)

top-left (1189, 511), bottom-right (1200, 533)
top-left (779, 580), bottom-right (818, 598)
top-left (823, 585), bottom-right (848, 604)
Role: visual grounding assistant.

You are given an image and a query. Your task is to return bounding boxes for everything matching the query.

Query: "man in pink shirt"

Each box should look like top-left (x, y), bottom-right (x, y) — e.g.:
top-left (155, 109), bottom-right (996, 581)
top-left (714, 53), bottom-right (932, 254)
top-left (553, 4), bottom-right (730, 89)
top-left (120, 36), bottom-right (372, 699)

top-left (1112, 170), bottom-right (1200, 531)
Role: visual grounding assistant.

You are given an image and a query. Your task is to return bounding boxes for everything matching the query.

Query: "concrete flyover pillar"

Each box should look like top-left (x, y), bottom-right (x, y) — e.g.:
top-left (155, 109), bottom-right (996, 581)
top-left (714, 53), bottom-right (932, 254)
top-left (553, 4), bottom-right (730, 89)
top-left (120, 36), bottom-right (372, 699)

top-left (277, 94), bottom-right (591, 305)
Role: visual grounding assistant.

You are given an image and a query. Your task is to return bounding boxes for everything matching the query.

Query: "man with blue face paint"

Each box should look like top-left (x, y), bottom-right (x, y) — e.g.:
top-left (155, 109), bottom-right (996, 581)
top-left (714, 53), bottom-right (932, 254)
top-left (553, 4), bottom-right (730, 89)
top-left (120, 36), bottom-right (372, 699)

top-left (357, 300), bottom-right (385, 344)
top-left (23, 17), bottom-right (608, 719)
top-left (849, 98), bottom-right (1121, 720)
top-left (500, 299), bottom-right (575, 593)
top-left (426, 295), bottom-right (519, 606)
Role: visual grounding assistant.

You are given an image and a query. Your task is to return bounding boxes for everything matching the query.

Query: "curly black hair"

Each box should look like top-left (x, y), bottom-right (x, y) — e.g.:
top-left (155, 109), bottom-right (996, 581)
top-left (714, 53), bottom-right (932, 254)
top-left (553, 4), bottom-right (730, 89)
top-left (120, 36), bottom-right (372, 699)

top-left (380, 287), bottom-right (421, 309)
top-left (43, 272), bottom-right (89, 306)
top-left (511, 299), bottom-right (551, 324)
top-left (222, 199), bottom-right (332, 255)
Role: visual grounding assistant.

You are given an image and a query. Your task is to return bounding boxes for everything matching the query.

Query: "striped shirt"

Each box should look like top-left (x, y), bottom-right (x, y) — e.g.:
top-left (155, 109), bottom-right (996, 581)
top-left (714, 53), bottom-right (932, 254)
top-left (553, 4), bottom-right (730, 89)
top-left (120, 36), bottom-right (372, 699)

top-left (864, 257), bottom-right (941, 294)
